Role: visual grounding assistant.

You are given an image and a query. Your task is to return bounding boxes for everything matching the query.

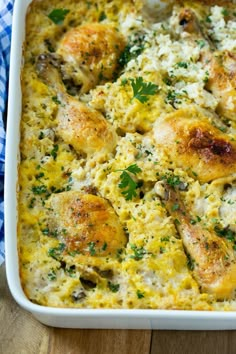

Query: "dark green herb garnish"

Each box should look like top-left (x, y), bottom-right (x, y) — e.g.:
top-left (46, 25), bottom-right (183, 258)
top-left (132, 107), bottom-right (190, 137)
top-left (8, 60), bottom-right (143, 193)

top-left (118, 164), bottom-right (142, 200)
top-left (176, 61), bottom-right (188, 69)
top-left (52, 96), bottom-right (61, 105)
top-left (47, 269), bottom-right (57, 281)
top-left (50, 145), bottom-right (59, 160)
top-left (171, 203), bottom-right (179, 211)
top-left (98, 11), bottom-right (107, 21)
top-left (165, 89), bottom-right (181, 106)
top-left (186, 253), bottom-right (195, 271)
top-left (48, 243), bottom-right (66, 260)
top-left (137, 289), bottom-right (145, 299)
top-left (221, 8), bottom-right (229, 16)
top-left (130, 77), bottom-right (159, 103)
top-left (48, 8), bottom-right (70, 25)
top-left (108, 281), bottom-right (120, 293)
top-left (35, 172), bottom-right (44, 180)
top-left (119, 33), bottom-right (145, 67)
top-left (28, 197), bottom-right (36, 209)
top-left (32, 185), bottom-right (47, 195)
top-left (88, 242), bottom-right (96, 256)
top-left (38, 131), bottom-right (44, 139)
top-left (195, 40), bottom-right (206, 49)
top-left (161, 173), bottom-right (182, 189)
top-left (214, 225), bottom-right (236, 243)
top-left (102, 242), bottom-right (108, 251)
top-left (130, 244), bottom-right (146, 260)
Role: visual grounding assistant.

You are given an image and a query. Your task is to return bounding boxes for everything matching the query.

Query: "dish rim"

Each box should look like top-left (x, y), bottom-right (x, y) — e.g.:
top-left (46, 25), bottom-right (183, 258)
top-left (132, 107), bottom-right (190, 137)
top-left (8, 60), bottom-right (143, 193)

top-left (4, 0), bottom-right (236, 328)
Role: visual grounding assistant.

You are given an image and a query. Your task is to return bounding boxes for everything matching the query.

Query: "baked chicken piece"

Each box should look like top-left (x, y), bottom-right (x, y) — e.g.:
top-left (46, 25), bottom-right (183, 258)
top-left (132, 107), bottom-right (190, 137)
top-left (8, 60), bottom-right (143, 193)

top-left (57, 23), bottom-right (125, 93)
top-left (47, 191), bottom-right (127, 257)
top-left (155, 181), bottom-right (236, 299)
top-left (36, 54), bottom-right (117, 156)
top-left (153, 108), bottom-right (236, 183)
top-left (178, 7), bottom-right (236, 120)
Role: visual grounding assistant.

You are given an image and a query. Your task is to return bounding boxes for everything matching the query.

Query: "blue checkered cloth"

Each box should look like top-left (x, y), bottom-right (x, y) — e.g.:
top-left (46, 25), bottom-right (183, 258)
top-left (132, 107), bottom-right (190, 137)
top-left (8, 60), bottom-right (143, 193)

top-left (0, 0), bottom-right (13, 265)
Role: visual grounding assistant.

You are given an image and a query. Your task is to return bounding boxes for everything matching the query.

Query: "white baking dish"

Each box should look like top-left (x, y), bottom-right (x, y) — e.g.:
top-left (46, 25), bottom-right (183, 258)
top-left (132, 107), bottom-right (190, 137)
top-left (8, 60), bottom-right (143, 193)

top-left (4, 0), bottom-right (236, 329)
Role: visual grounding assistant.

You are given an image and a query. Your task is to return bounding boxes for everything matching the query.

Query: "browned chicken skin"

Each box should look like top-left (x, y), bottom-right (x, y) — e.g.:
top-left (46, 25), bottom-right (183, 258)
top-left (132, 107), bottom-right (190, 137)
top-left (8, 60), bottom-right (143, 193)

top-left (36, 54), bottom-right (117, 156)
top-left (178, 7), bottom-right (236, 120)
top-left (47, 191), bottom-right (127, 257)
top-left (155, 181), bottom-right (236, 299)
top-left (57, 23), bottom-right (125, 93)
top-left (153, 108), bottom-right (236, 182)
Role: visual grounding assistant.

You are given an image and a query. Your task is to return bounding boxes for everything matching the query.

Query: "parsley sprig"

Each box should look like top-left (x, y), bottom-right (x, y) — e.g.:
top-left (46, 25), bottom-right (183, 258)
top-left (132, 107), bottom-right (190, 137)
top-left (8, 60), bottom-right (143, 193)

top-left (117, 164), bottom-right (142, 200)
top-left (130, 77), bottom-right (159, 103)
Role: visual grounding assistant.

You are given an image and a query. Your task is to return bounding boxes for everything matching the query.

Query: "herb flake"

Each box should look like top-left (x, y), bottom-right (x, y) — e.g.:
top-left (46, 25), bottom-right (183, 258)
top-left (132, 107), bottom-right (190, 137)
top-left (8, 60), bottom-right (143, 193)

top-left (48, 8), bottom-right (70, 25)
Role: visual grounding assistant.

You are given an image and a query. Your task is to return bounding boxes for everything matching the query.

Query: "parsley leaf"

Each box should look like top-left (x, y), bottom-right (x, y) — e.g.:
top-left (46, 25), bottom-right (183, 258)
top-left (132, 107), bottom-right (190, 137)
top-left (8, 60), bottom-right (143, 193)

top-left (126, 164), bottom-right (142, 175)
top-left (221, 8), bottom-right (229, 17)
top-left (32, 185), bottom-right (47, 195)
top-left (88, 242), bottom-right (96, 256)
top-left (47, 269), bottom-right (57, 281)
top-left (119, 33), bottom-right (145, 67)
top-left (108, 281), bottom-right (120, 293)
top-left (48, 8), bottom-right (70, 25)
top-left (50, 144), bottom-right (59, 160)
top-left (118, 164), bottom-right (142, 200)
top-left (130, 244), bottom-right (146, 260)
top-left (137, 289), bottom-right (145, 299)
top-left (130, 77), bottom-right (159, 103)
top-left (48, 243), bottom-right (66, 260)
top-left (161, 173), bottom-right (181, 188)
top-left (98, 11), bottom-right (107, 22)
top-left (195, 40), bottom-right (206, 49)
top-left (175, 61), bottom-right (188, 69)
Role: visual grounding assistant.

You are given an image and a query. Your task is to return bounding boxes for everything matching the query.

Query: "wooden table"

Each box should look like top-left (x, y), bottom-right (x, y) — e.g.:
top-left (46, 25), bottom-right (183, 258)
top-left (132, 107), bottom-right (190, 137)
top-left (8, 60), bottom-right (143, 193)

top-left (1, 264), bottom-right (236, 354)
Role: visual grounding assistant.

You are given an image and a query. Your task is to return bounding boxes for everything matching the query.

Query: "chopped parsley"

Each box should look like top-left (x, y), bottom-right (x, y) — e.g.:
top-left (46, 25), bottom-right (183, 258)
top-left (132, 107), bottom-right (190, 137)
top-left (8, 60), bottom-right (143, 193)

top-left (48, 243), bottom-right (66, 260)
top-left (175, 61), bottom-right (188, 69)
top-left (88, 242), bottom-right (96, 256)
top-left (38, 131), bottom-right (44, 139)
top-left (186, 253), bottom-right (195, 271)
top-left (35, 172), bottom-right (44, 180)
top-left (119, 33), bottom-right (145, 67)
top-left (161, 173), bottom-right (182, 189)
top-left (195, 40), bottom-right (206, 49)
top-left (130, 77), bottom-right (159, 103)
top-left (28, 197), bottom-right (36, 209)
top-left (214, 225), bottom-right (236, 243)
top-left (102, 242), bottom-right (107, 251)
top-left (203, 71), bottom-right (209, 84)
top-left (130, 244), bottom-right (146, 260)
top-left (137, 290), bottom-right (145, 299)
top-left (108, 281), bottom-right (120, 293)
top-left (118, 164), bottom-right (142, 200)
top-left (98, 11), bottom-right (107, 21)
top-left (50, 145), bottom-right (59, 160)
top-left (165, 89), bottom-right (181, 106)
top-left (190, 216), bottom-right (201, 225)
top-left (221, 8), bottom-right (229, 17)
top-left (32, 185), bottom-right (47, 195)
top-left (52, 96), bottom-right (61, 105)
top-left (47, 269), bottom-right (57, 281)
top-left (171, 203), bottom-right (179, 211)
top-left (48, 8), bottom-right (70, 25)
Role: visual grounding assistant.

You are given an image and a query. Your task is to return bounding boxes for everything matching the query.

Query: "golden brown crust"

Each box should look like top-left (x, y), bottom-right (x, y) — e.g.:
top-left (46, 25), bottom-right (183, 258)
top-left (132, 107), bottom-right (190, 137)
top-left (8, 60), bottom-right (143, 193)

top-left (48, 192), bottom-right (127, 257)
top-left (153, 108), bottom-right (236, 182)
top-left (57, 23), bottom-right (125, 92)
top-left (57, 99), bottom-right (117, 156)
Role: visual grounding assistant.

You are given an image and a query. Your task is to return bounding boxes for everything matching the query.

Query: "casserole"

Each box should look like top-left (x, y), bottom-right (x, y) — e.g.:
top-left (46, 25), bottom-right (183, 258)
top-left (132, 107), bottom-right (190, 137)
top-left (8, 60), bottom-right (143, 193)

top-left (5, 0), bottom-right (236, 328)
